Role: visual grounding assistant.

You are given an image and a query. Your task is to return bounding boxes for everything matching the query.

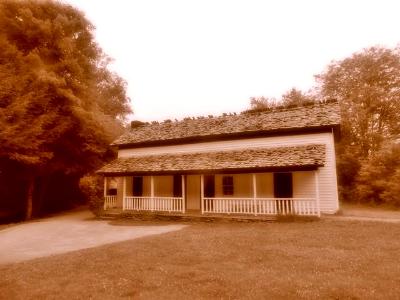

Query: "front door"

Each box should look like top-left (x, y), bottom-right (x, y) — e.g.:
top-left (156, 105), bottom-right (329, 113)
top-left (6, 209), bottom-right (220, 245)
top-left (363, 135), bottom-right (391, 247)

top-left (132, 176), bottom-right (143, 196)
top-left (273, 173), bottom-right (293, 198)
top-left (273, 172), bottom-right (293, 214)
top-left (173, 175), bottom-right (182, 197)
top-left (204, 175), bottom-right (215, 198)
top-left (204, 175), bottom-right (215, 211)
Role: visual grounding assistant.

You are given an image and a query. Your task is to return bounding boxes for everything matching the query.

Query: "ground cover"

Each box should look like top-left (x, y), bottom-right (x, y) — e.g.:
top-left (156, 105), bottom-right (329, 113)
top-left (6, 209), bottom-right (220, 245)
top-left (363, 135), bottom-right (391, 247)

top-left (1, 219), bottom-right (399, 299)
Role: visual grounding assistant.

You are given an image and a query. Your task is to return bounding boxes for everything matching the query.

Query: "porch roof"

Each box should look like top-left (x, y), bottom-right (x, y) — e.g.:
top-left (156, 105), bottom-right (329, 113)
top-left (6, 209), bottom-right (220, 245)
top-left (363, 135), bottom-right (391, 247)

top-left (98, 144), bottom-right (325, 176)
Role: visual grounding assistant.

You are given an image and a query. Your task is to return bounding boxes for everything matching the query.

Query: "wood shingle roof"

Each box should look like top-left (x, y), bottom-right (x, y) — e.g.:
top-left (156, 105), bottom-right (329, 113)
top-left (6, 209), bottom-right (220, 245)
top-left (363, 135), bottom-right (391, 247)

top-left (98, 144), bottom-right (325, 175)
top-left (113, 101), bottom-right (340, 147)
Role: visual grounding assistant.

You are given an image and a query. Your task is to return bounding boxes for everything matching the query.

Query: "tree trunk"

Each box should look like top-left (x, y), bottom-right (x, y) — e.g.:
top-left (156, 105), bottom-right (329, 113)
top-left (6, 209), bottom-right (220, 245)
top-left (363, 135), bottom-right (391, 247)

top-left (25, 177), bottom-right (34, 220)
top-left (36, 176), bottom-right (49, 217)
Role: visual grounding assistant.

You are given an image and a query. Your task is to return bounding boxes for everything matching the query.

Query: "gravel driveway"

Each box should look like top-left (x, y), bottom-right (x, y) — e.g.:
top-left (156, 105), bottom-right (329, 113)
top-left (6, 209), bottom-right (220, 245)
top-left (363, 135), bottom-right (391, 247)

top-left (0, 210), bottom-right (185, 264)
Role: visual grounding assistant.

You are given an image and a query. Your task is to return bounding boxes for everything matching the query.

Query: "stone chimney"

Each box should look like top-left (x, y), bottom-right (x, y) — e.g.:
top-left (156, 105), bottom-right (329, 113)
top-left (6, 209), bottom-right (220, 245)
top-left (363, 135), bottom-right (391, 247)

top-left (130, 120), bottom-right (146, 129)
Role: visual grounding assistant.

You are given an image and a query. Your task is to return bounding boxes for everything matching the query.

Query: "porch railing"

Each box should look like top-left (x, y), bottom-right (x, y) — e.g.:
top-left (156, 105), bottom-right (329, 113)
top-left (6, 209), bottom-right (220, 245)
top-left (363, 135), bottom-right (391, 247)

top-left (124, 196), bottom-right (185, 213)
top-left (203, 198), bottom-right (319, 216)
top-left (104, 195), bottom-right (117, 210)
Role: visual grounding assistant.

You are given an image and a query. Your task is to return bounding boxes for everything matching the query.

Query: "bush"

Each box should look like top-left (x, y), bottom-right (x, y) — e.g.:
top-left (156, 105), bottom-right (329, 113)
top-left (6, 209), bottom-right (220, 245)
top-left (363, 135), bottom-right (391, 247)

top-left (336, 145), bottom-right (361, 202)
top-left (381, 169), bottom-right (400, 206)
top-left (355, 144), bottom-right (400, 206)
top-left (79, 174), bottom-right (104, 216)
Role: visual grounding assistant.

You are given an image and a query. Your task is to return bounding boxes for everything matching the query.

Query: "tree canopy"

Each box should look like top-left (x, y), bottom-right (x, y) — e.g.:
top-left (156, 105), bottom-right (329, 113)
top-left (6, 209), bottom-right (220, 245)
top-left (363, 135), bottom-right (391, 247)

top-left (281, 88), bottom-right (315, 107)
top-left (317, 46), bottom-right (400, 157)
top-left (0, 0), bottom-right (131, 219)
top-left (248, 88), bottom-right (316, 112)
top-left (316, 46), bottom-right (400, 205)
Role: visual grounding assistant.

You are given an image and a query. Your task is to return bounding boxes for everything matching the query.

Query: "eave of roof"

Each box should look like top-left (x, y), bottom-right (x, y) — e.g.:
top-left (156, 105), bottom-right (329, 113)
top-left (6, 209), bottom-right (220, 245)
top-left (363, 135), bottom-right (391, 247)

top-left (112, 101), bottom-right (340, 147)
top-left (97, 144), bottom-right (326, 176)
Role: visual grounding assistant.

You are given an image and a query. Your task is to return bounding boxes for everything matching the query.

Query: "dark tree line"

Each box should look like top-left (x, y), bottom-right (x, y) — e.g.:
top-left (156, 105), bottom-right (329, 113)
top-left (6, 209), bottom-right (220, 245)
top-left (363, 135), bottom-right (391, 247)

top-left (0, 0), bottom-right (131, 221)
top-left (250, 46), bottom-right (400, 206)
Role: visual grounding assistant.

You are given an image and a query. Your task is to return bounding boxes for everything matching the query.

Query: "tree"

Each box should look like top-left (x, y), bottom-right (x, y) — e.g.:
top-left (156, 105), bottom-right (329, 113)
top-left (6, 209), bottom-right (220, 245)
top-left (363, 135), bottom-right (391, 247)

top-left (281, 88), bottom-right (315, 107)
top-left (0, 0), bottom-right (131, 219)
top-left (249, 96), bottom-right (279, 111)
top-left (316, 46), bottom-right (400, 204)
top-left (316, 47), bottom-right (400, 157)
top-left (248, 88), bottom-right (315, 112)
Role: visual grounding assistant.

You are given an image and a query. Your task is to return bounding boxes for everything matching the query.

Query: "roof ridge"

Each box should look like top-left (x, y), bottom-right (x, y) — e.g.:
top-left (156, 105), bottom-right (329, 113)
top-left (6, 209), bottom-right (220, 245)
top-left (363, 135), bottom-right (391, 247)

top-left (132, 100), bottom-right (339, 128)
top-left (241, 99), bottom-right (338, 115)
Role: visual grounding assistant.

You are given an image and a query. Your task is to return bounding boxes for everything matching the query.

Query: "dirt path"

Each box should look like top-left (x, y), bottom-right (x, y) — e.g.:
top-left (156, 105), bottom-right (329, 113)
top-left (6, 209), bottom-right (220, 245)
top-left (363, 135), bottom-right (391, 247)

top-left (0, 210), bottom-right (186, 264)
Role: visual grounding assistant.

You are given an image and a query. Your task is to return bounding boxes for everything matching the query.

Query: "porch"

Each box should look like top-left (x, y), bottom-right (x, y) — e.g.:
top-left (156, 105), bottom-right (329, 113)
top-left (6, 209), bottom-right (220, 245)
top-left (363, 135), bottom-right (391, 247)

top-left (103, 171), bottom-right (321, 217)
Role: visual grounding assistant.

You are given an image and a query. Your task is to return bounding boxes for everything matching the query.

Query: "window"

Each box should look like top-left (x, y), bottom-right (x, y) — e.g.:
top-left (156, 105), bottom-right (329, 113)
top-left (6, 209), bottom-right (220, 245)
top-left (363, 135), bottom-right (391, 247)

top-left (107, 188), bottom-right (117, 196)
top-left (273, 173), bottom-right (293, 198)
top-left (107, 177), bottom-right (117, 195)
top-left (132, 176), bottom-right (143, 196)
top-left (173, 175), bottom-right (182, 197)
top-left (222, 176), bottom-right (234, 196)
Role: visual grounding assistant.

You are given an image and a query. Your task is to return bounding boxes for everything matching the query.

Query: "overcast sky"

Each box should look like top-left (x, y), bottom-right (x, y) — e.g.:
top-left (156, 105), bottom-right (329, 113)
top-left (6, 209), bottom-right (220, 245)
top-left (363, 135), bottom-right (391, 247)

top-left (64, 0), bottom-right (400, 121)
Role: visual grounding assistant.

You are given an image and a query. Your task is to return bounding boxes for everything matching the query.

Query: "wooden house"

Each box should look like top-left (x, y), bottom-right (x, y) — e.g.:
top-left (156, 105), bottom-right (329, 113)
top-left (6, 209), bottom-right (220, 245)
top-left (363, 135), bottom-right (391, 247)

top-left (98, 101), bottom-right (340, 217)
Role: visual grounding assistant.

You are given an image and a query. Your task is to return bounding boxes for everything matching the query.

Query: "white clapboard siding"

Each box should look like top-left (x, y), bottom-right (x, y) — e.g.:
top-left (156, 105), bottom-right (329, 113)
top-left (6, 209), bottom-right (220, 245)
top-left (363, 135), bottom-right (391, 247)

top-left (118, 132), bottom-right (339, 214)
top-left (153, 175), bottom-right (174, 197)
top-left (293, 171), bottom-right (316, 199)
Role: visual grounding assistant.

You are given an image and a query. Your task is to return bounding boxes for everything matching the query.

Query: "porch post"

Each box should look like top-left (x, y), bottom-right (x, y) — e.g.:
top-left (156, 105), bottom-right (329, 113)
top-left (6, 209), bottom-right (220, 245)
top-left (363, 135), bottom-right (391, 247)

top-left (314, 170), bottom-right (321, 217)
top-left (122, 176), bottom-right (126, 210)
top-left (200, 174), bottom-right (204, 214)
top-left (252, 173), bottom-right (257, 216)
top-left (103, 177), bottom-right (107, 210)
top-left (151, 175), bottom-right (155, 211)
top-left (104, 177), bottom-right (107, 197)
top-left (181, 175), bottom-right (186, 213)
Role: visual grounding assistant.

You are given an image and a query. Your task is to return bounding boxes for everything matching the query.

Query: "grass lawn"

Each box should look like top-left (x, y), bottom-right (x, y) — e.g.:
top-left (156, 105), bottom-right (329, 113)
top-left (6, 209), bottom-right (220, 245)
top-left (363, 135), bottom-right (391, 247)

top-left (340, 202), bottom-right (400, 219)
top-left (1, 219), bottom-right (399, 299)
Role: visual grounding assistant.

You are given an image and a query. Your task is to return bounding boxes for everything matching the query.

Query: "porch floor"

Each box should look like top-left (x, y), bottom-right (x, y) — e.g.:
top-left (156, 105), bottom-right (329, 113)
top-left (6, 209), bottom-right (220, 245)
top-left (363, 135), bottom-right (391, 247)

top-left (100, 209), bottom-right (318, 223)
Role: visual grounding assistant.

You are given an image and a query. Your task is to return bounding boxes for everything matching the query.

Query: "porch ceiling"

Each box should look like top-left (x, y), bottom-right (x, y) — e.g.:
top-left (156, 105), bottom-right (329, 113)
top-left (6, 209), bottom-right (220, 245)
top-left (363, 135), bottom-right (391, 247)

top-left (97, 144), bottom-right (325, 176)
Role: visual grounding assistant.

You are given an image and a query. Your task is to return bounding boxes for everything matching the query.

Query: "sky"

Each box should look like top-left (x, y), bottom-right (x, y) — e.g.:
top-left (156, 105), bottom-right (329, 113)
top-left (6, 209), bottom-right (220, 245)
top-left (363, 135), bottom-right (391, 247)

top-left (64, 0), bottom-right (400, 121)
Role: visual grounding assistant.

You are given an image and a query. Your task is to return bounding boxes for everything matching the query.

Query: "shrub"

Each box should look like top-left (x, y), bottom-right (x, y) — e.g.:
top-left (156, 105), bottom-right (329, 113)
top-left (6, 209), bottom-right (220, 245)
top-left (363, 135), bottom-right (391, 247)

top-left (381, 169), bottom-right (400, 206)
top-left (355, 144), bottom-right (400, 206)
top-left (79, 174), bottom-right (104, 216)
top-left (336, 145), bottom-right (361, 202)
